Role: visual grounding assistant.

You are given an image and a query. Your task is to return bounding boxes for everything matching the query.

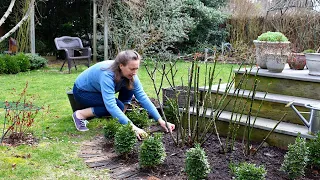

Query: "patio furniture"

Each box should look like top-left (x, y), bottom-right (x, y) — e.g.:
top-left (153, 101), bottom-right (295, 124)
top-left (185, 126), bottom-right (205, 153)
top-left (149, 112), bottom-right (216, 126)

top-left (54, 36), bottom-right (91, 73)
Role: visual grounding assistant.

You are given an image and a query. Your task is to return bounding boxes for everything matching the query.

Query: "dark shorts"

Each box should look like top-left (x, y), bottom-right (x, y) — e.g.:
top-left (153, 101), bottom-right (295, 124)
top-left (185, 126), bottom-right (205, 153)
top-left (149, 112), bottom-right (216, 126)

top-left (72, 84), bottom-right (133, 117)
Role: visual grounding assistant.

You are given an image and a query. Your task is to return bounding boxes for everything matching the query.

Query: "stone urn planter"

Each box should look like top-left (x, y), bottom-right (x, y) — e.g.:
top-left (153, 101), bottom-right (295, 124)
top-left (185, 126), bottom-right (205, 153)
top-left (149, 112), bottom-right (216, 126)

top-left (287, 53), bottom-right (306, 70)
top-left (253, 32), bottom-right (290, 69)
top-left (265, 53), bottom-right (288, 73)
top-left (253, 40), bottom-right (290, 69)
top-left (305, 53), bottom-right (320, 76)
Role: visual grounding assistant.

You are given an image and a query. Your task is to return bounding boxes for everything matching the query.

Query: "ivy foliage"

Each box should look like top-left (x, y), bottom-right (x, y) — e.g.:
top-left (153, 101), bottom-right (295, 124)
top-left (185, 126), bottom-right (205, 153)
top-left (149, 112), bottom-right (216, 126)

top-left (139, 132), bottom-right (166, 168)
top-left (185, 143), bottom-right (211, 180)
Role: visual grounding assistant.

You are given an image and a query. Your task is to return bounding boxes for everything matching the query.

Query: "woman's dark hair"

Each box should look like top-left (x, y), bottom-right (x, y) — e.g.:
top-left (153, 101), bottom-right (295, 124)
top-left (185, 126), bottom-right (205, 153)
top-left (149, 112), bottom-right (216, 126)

top-left (109, 50), bottom-right (141, 89)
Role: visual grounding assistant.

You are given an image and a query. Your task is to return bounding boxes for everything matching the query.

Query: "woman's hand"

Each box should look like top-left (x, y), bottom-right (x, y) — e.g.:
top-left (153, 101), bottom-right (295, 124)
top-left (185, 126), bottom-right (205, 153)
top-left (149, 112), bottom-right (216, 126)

top-left (158, 118), bottom-right (175, 133)
top-left (131, 123), bottom-right (147, 140)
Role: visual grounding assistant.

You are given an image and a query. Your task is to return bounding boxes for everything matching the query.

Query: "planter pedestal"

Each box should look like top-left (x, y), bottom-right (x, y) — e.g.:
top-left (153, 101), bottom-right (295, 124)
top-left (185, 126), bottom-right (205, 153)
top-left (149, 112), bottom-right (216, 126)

top-left (266, 54), bottom-right (287, 73)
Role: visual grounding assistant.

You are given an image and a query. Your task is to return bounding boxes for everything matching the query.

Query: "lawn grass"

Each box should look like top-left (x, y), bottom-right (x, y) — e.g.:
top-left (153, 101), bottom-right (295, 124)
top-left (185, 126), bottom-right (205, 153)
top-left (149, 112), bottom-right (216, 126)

top-left (0, 60), bottom-right (239, 179)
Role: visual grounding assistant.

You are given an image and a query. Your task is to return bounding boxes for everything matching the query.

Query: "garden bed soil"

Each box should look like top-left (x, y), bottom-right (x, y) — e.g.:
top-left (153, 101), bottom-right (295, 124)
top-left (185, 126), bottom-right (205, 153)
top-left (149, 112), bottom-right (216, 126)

top-left (94, 124), bottom-right (319, 180)
top-left (97, 98), bottom-right (319, 179)
top-left (1, 132), bottom-right (38, 147)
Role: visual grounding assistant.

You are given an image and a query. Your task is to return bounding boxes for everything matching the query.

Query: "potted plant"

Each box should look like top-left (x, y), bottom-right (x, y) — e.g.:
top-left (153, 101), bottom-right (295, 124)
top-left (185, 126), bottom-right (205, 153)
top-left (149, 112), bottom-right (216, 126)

top-left (287, 49), bottom-right (315, 70)
top-left (304, 48), bottom-right (320, 76)
top-left (253, 31), bottom-right (290, 72)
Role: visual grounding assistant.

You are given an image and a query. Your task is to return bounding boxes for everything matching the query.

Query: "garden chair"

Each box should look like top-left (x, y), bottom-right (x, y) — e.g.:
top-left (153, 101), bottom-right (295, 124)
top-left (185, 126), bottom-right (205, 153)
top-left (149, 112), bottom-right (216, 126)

top-left (54, 36), bottom-right (91, 73)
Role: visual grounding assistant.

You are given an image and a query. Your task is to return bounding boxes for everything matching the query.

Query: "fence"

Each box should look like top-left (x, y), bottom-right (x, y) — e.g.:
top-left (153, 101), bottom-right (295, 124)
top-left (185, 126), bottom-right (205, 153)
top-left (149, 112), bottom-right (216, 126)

top-left (228, 14), bottom-right (320, 52)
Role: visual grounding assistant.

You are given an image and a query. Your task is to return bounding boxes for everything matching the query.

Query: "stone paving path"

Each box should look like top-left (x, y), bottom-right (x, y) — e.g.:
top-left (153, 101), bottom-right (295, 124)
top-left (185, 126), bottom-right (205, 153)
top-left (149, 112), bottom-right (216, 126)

top-left (79, 135), bottom-right (161, 180)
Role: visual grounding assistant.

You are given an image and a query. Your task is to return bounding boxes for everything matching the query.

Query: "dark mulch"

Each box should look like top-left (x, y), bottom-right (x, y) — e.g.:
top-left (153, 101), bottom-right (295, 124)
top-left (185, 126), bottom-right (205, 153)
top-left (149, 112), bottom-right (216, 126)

top-left (119, 98), bottom-right (319, 179)
top-left (109, 125), bottom-right (319, 180)
top-left (1, 132), bottom-right (38, 146)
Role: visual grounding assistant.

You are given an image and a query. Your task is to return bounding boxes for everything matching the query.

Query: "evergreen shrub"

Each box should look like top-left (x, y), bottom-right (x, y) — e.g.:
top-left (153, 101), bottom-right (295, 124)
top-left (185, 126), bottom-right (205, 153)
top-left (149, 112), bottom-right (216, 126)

top-left (232, 162), bottom-right (266, 180)
top-left (139, 132), bottom-right (166, 168)
top-left (307, 132), bottom-right (320, 168)
top-left (180, 0), bottom-right (229, 53)
top-left (281, 136), bottom-right (309, 179)
top-left (103, 118), bottom-right (121, 140)
top-left (185, 143), bottom-right (211, 180)
top-left (127, 108), bottom-right (151, 129)
top-left (0, 54), bottom-right (6, 74)
top-left (15, 53), bottom-right (31, 72)
top-left (25, 53), bottom-right (48, 70)
top-left (4, 54), bottom-right (20, 74)
top-left (114, 123), bottom-right (137, 156)
top-left (257, 31), bottom-right (289, 42)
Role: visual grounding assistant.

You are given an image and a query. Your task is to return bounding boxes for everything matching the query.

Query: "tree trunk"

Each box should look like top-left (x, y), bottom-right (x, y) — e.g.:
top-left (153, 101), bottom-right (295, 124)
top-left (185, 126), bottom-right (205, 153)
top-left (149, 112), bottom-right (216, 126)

top-left (30, 1), bottom-right (35, 54)
top-left (93, 0), bottom-right (97, 63)
top-left (103, 0), bottom-right (109, 60)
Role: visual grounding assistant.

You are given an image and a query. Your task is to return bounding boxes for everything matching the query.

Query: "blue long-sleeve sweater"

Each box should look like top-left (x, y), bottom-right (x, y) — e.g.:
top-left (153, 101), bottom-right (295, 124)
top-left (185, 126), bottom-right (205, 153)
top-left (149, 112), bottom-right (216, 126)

top-left (74, 60), bottom-right (161, 124)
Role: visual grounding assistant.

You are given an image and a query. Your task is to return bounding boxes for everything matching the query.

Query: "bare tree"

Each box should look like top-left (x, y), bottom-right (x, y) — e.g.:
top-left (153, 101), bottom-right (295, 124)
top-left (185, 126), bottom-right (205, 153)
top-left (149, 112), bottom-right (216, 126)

top-left (0, 0), bottom-right (35, 43)
top-left (96, 0), bottom-right (113, 60)
top-left (0, 0), bottom-right (16, 27)
top-left (267, 0), bottom-right (320, 16)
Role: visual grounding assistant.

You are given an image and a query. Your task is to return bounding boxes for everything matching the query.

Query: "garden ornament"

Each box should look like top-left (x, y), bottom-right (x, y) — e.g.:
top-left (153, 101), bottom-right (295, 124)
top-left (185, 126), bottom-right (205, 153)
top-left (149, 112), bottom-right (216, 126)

top-left (286, 101), bottom-right (320, 134)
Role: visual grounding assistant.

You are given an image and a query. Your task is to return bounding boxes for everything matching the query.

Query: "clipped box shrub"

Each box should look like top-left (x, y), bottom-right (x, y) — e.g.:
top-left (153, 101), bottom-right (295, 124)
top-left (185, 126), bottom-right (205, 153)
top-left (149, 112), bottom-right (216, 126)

top-left (4, 54), bottom-right (20, 74)
top-left (232, 162), bottom-right (267, 180)
top-left (114, 123), bottom-right (137, 156)
top-left (139, 132), bottom-right (166, 168)
top-left (307, 132), bottom-right (320, 168)
top-left (15, 53), bottom-right (31, 72)
top-left (103, 118), bottom-right (121, 140)
top-left (126, 108), bottom-right (151, 129)
top-left (25, 53), bottom-right (48, 70)
top-left (281, 136), bottom-right (309, 180)
top-left (257, 31), bottom-right (289, 42)
top-left (185, 144), bottom-right (211, 180)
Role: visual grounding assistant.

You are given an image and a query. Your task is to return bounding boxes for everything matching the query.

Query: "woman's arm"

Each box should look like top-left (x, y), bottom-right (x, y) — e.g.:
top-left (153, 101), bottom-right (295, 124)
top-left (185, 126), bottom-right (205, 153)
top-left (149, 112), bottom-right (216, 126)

top-left (100, 73), bottom-right (131, 124)
top-left (133, 76), bottom-right (175, 132)
top-left (132, 75), bottom-right (161, 121)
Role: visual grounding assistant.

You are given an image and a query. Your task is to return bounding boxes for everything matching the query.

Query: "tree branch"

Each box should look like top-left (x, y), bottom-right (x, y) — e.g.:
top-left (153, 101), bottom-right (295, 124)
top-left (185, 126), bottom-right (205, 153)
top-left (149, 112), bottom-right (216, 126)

top-left (0, 0), bottom-right (35, 43)
top-left (0, 0), bottom-right (16, 27)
